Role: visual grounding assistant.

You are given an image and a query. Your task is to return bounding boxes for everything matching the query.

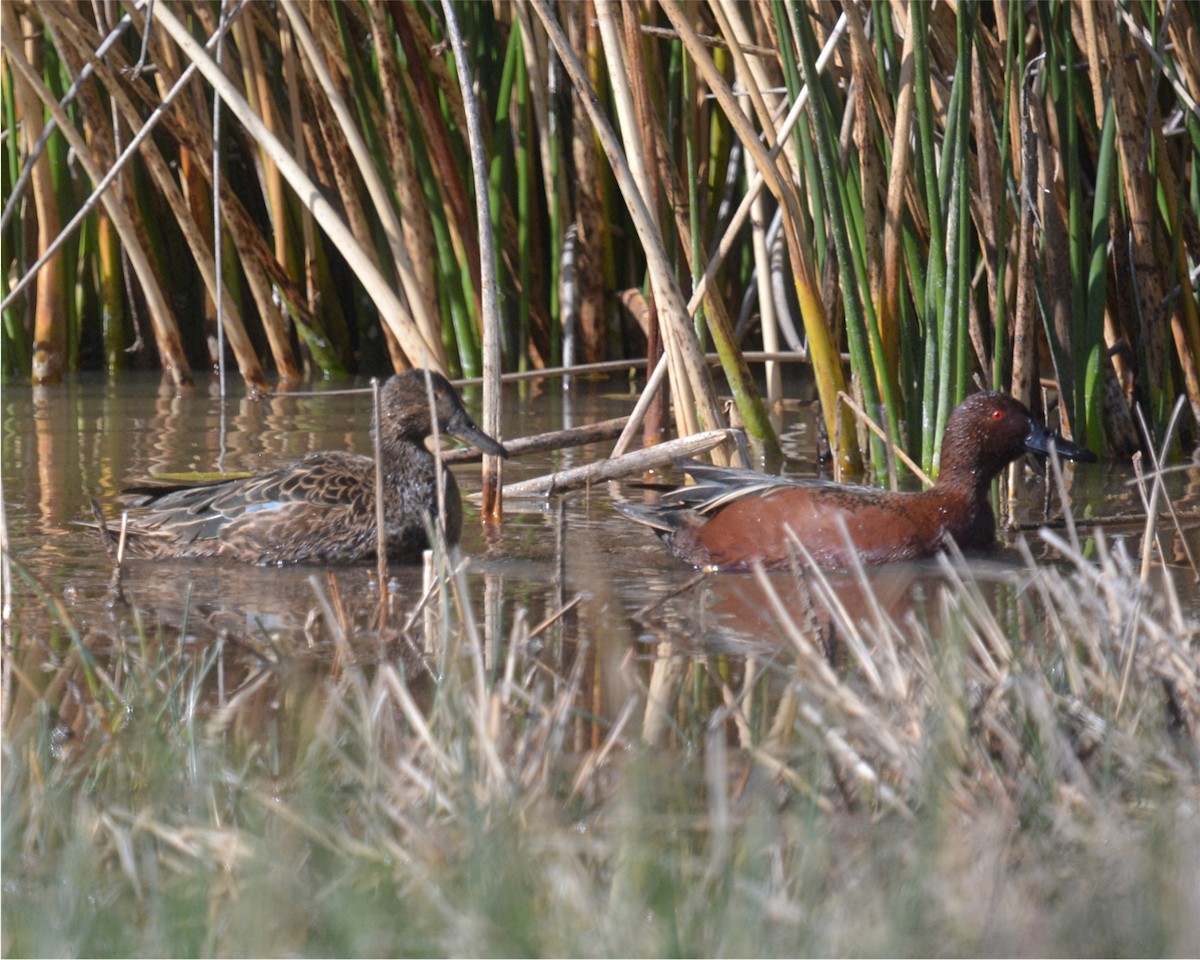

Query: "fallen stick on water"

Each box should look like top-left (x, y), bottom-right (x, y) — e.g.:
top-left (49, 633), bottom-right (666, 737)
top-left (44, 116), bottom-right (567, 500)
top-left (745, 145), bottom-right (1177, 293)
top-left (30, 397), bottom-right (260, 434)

top-left (442, 416), bottom-right (630, 463)
top-left (476, 428), bottom-right (742, 498)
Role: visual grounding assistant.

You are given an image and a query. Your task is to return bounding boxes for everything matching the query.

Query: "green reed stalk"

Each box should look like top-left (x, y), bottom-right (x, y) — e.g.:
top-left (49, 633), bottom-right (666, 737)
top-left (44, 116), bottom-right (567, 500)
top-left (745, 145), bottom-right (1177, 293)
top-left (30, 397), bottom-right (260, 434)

top-left (514, 43), bottom-right (533, 374)
top-left (1, 86), bottom-right (30, 375)
top-left (1035, 6), bottom-right (1077, 428)
top-left (489, 26), bottom-right (520, 367)
top-left (793, 5), bottom-right (894, 473)
top-left (910, 0), bottom-right (946, 472)
top-left (771, 0), bottom-right (824, 269)
top-left (933, 3), bottom-right (975, 472)
top-left (684, 54), bottom-right (703, 342)
top-left (96, 213), bottom-right (124, 371)
top-left (542, 30), bottom-right (563, 369)
top-left (1062, 12), bottom-right (1086, 433)
top-left (1083, 98), bottom-right (1117, 452)
top-left (992, 0), bottom-right (1022, 392)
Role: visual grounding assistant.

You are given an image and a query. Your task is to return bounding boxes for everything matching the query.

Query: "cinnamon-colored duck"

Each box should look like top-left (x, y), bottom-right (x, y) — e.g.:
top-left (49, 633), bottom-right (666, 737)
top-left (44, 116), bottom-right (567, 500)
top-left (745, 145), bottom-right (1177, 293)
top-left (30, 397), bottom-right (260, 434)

top-left (106, 371), bottom-right (506, 565)
top-left (617, 392), bottom-right (1096, 571)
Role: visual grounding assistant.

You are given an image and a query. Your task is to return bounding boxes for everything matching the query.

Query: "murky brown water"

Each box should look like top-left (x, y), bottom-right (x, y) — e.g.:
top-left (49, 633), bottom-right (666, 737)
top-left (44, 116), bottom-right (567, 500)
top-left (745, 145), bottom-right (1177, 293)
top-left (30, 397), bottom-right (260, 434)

top-left (3, 373), bottom-right (1198, 673)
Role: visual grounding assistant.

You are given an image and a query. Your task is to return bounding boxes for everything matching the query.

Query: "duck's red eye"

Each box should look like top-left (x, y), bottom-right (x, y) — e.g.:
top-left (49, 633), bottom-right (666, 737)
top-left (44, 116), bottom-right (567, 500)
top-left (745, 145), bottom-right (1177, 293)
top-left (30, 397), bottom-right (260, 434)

top-left (991, 409), bottom-right (1004, 421)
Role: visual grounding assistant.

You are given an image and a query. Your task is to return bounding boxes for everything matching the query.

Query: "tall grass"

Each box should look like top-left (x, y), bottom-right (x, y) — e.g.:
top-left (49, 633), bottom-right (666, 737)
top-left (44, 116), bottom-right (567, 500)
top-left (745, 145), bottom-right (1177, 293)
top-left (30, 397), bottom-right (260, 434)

top-left (3, 2), bottom-right (1198, 467)
top-left (3, 514), bottom-right (1198, 955)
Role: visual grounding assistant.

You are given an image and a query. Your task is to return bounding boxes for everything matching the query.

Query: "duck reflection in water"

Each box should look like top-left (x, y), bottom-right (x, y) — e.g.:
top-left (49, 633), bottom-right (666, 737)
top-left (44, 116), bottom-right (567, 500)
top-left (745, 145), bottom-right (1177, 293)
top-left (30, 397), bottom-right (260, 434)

top-left (618, 392), bottom-right (1097, 571)
top-left (104, 371), bottom-right (507, 565)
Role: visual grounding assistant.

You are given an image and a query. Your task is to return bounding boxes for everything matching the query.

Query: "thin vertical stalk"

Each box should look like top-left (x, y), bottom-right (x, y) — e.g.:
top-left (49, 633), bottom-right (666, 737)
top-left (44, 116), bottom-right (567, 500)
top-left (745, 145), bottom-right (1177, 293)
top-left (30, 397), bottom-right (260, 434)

top-left (514, 44), bottom-right (533, 372)
top-left (747, 151), bottom-right (781, 406)
top-left (1062, 10), bottom-right (1086, 431)
top-left (991, 0), bottom-right (1021, 392)
top-left (1153, 126), bottom-right (1200, 425)
top-left (1083, 98), bottom-right (1117, 452)
top-left (372, 378), bottom-right (389, 624)
top-left (531, 0), bottom-right (725, 446)
top-left (440, 0), bottom-right (503, 522)
top-left (7, 6), bottom-right (66, 383)
top-left (1, 18), bottom-right (193, 386)
top-left (1011, 53), bottom-right (1040, 412)
top-left (934, 2), bottom-right (975, 472)
top-left (910, 0), bottom-right (947, 470)
top-left (152, 2), bottom-right (440, 374)
top-left (793, 3), bottom-right (896, 474)
top-left (658, 0), bottom-right (853, 469)
top-left (881, 12), bottom-right (918, 397)
top-left (488, 21), bottom-right (521, 367)
top-left (213, 0), bottom-right (228, 395)
top-left (513, 2), bottom-right (563, 366)
top-left (96, 211), bottom-right (124, 372)
top-left (1094, 1), bottom-right (1169, 411)
top-left (619, 0), bottom-right (666, 444)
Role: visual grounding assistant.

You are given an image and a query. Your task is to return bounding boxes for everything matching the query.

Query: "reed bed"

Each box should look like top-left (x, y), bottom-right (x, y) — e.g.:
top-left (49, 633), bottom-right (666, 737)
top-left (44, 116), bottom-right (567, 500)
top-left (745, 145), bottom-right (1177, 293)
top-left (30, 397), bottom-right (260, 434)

top-left (3, 2), bottom-right (1197, 471)
top-left (3, 507), bottom-right (1197, 956)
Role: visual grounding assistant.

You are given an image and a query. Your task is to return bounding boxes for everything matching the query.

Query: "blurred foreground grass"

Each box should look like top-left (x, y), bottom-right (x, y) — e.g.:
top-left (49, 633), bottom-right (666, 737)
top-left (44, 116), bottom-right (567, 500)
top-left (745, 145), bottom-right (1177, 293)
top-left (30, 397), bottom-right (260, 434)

top-left (3, 526), bottom-right (1199, 957)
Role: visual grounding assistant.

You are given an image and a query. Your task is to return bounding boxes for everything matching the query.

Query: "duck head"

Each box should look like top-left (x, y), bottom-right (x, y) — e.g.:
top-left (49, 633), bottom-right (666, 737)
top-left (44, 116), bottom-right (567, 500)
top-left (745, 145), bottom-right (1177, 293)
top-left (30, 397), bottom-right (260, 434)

top-left (938, 391), bottom-right (1097, 487)
top-left (377, 370), bottom-right (508, 457)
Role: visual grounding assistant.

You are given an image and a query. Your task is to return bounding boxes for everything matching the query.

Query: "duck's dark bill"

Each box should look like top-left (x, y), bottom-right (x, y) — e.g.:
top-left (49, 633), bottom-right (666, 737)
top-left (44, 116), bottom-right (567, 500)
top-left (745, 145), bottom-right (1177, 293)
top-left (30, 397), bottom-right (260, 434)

top-left (448, 411), bottom-right (508, 458)
top-left (1023, 422), bottom-right (1098, 462)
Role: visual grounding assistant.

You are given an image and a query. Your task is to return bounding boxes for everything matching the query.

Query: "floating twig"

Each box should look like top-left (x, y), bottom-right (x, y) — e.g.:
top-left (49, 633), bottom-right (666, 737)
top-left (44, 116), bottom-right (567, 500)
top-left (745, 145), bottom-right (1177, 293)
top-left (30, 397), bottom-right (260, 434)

top-left (491, 428), bottom-right (742, 497)
top-left (441, 416), bottom-right (629, 464)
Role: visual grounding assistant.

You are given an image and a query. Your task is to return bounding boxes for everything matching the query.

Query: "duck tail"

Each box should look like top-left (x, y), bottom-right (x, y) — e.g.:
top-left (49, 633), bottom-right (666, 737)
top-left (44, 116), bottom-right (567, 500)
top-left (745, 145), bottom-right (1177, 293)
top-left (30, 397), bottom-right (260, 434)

top-left (612, 501), bottom-right (694, 536)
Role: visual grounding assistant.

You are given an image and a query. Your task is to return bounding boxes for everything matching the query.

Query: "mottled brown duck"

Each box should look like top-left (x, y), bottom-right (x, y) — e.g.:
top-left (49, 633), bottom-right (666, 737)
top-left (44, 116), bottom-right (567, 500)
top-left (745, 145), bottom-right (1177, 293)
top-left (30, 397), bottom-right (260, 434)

top-left (108, 371), bottom-right (506, 564)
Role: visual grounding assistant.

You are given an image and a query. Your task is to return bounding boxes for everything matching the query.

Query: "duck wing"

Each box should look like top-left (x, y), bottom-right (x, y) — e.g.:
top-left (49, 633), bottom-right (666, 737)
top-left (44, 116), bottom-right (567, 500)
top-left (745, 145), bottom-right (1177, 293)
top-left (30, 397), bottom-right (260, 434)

top-left (126, 452), bottom-right (373, 545)
top-left (664, 459), bottom-right (876, 515)
top-left (616, 459), bottom-right (846, 535)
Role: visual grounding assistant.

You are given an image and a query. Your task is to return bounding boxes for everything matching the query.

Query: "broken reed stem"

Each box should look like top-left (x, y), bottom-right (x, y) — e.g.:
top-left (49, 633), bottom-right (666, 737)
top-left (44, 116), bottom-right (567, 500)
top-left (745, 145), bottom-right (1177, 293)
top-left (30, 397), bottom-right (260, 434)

top-left (612, 354), bottom-right (670, 458)
top-left (441, 417), bottom-right (630, 464)
top-left (416, 368), bottom-right (447, 554)
top-left (495, 428), bottom-right (742, 497)
top-left (0, 476), bottom-right (9, 624)
top-left (527, 594), bottom-right (583, 640)
top-left (837, 391), bottom-right (931, 487)
top-left (372, 378), bottom-right (389, 625)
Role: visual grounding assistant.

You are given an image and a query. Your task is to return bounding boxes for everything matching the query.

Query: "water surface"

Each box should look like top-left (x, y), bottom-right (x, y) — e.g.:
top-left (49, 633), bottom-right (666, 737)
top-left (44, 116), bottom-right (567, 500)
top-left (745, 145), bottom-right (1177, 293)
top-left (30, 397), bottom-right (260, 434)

top-left (3, 373), bottom-right (1197, 713)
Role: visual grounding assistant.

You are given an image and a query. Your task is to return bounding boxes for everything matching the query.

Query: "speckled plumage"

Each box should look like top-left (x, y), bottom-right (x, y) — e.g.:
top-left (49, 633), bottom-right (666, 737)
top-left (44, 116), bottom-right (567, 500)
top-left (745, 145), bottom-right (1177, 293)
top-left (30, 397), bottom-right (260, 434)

top-left (618, 392), bottom-right (1097, 571)
top-left (109, 371), bottom-right (506, 565)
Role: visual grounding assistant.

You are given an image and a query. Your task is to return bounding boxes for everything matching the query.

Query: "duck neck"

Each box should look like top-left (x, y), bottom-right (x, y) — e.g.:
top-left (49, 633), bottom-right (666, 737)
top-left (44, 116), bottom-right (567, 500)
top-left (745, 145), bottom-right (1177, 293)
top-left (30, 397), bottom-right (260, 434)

top-left (927, 458), bottom-right (1000, 550)
top-left (936, 441), bottom-right (1011, 495)
top-left (936, 460), bottom-right (982, 492)
top-left (379, 431), bottom-right (435, 474)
